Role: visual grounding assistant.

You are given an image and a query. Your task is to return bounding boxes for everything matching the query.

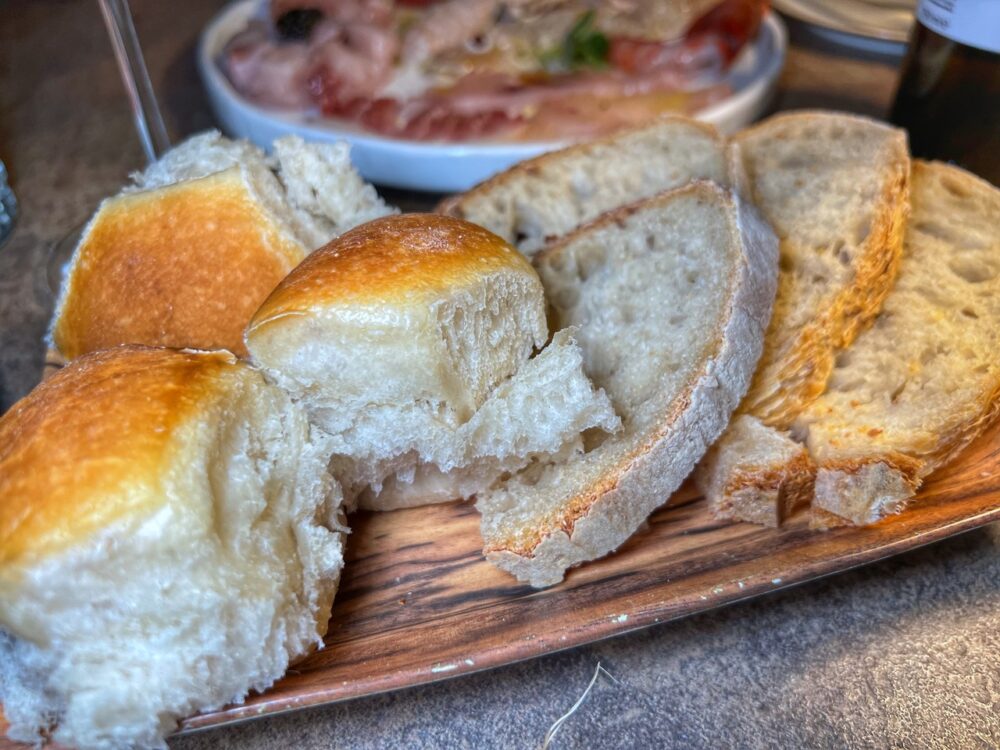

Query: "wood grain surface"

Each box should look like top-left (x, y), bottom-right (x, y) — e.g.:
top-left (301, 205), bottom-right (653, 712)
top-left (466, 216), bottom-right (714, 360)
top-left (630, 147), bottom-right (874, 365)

top-left (4, 407), bottom-right (999, 748)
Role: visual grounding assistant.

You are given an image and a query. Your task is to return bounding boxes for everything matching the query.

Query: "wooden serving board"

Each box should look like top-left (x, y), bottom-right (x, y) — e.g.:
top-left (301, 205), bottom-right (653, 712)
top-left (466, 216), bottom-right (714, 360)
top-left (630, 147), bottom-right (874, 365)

top-left (3, 406), bottom-right (1000, 749)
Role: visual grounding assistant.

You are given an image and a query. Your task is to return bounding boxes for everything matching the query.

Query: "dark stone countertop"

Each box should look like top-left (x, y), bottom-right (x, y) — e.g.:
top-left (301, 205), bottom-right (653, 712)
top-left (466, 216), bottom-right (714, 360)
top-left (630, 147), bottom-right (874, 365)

top-left (1, 2), bottom-right (997, 748)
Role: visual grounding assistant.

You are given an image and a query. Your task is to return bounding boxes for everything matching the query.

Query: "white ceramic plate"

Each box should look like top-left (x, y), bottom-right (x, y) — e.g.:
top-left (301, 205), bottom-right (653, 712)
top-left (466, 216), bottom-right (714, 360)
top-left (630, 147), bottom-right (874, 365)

top-left (198, 1), bottom-right (787, 192)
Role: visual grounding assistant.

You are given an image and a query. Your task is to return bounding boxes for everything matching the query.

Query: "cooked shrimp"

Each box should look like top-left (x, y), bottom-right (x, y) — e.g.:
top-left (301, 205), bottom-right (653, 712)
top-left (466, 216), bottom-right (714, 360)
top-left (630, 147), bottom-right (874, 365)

top-left (402, 0), bottom-right (499, 64)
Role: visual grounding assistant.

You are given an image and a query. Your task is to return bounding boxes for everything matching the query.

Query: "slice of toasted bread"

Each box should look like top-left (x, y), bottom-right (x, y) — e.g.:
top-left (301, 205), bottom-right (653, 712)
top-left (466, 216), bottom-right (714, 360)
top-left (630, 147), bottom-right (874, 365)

top-left (797, 161), bottom-right (1000, 525)
top-left (477, 181), bottom-right (779, 587)
top-left (696, 112), bottom-right (910, 525)
top-left (438, 117), bottom-right (729, 256)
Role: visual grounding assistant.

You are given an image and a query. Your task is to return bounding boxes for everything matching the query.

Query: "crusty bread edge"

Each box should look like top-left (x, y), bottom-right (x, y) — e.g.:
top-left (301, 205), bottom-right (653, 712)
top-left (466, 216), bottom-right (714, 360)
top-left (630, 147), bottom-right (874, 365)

top-left (697, 112), bottom-right (910, 527)
top-left (736, 111), bottom-right (911, 427)
top-left (709, 451), bottom-right (815, 528)
top-left (436, 116), bottom-right (724, 235)
top-left (48, 165), bottom-right (309, 361)
top-left (812, 257), bottom-right (1000, 528)
top-left (485, 178), bottom-right (779, 587)
top-left (46, 206), bottom-right (105, 355)
top-left (741, 160), bottom-right (1000, 529)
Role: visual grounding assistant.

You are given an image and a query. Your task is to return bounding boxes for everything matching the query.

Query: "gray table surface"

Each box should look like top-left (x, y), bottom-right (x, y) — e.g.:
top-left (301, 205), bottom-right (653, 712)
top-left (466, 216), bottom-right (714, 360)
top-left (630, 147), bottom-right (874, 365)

top-left (1, 2), bottom-right (998, 748)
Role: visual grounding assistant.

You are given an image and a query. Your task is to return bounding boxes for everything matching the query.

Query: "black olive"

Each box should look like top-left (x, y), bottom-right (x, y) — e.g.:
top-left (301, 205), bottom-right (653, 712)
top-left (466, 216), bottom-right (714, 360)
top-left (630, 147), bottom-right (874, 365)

top-left (275, 9), bottom-right (323, 41)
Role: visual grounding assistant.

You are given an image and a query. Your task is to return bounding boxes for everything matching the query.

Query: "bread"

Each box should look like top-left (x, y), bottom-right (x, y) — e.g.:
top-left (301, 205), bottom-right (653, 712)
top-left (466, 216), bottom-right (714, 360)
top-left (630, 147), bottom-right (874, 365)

top-left (796, 161), bottom-right (1000, 525)
top-left (695, 112), bottom-right (910, 526)
top-left (128, 131), bottom-right (394, 248)
top-left (696, 414), bottom-right (813, 527)
top-left (245, 213), bottom-right (619, 510)
top-left (0, 346), bottom-right (345, 750)
top-left (49, 131), bottom-right (395, 360)
top-left (478, 180), bottom-right (779, 587)
top-left (438, 117), bottom-right (729, 256)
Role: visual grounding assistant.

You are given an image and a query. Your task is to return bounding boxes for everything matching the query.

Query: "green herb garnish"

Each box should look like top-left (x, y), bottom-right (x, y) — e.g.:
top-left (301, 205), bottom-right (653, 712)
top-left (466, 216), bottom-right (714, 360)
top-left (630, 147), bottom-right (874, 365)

top-left (540, 10), bottom-right (610, 72)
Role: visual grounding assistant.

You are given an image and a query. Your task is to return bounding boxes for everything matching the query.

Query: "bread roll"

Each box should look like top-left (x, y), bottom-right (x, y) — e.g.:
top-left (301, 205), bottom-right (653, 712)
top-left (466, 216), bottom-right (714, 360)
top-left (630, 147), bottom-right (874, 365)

top-left (49, 131), bottom-right (395, 360)
top-left (246, 214), bottom-right (619, 509)
top-left (0, 347), bottom-right (345, 750)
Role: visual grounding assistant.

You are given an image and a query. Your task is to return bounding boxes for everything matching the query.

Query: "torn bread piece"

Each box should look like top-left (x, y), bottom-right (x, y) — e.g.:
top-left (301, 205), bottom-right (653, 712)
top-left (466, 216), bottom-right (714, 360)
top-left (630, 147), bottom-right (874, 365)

top-left (50, 131), bottom-right (394, 360)
top-left (245, 213), bottom-right (619, 510)
top-left (796, 161), bottom-right (1000, 525)
top-left (695, 112), bottom-right (910, 526)
top-left (479, 181), bottom-right (779, 587)
top-left (438, 116), bottom-right (729, 256)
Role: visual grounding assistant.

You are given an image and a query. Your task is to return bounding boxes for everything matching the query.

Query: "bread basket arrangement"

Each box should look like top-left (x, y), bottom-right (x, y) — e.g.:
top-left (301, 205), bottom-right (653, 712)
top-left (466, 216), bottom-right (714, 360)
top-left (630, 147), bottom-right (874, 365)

top-left (2, 111), bottom-right (999, 750)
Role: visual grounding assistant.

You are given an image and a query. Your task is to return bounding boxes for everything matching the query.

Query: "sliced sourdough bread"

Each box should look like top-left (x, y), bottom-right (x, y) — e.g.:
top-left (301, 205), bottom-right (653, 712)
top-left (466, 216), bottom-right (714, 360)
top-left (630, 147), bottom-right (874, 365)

top-left (478, 181), bottom-right (779, 587)
top-left (695, 112), bottom-right (910, 526)
top-left (438, 117), bottom-right (729, 256)
top-left (796, 161), bottom-right (1000, 525)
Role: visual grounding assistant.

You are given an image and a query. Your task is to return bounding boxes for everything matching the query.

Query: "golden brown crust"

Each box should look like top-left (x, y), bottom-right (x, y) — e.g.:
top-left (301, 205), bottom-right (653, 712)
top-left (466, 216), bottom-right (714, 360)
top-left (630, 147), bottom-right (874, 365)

top-left (0, 347), bottom-right (244, 567)
top-left (735, 113), bottom-right (911, 428)
top-left (51, 169), bottom-right (305, 360)
top-left (803, 162), bottom-right (1000, 526)
top-left (701, 114), bottom-right (911, 529)
top-left (248, 214), bottom-right (535, 333)
top-left (713, 450), bottom-right (816, 527)
top-left (753, 165), bottom-right (908, 426)
top-left (820, 453), bottom-right (924, 486)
